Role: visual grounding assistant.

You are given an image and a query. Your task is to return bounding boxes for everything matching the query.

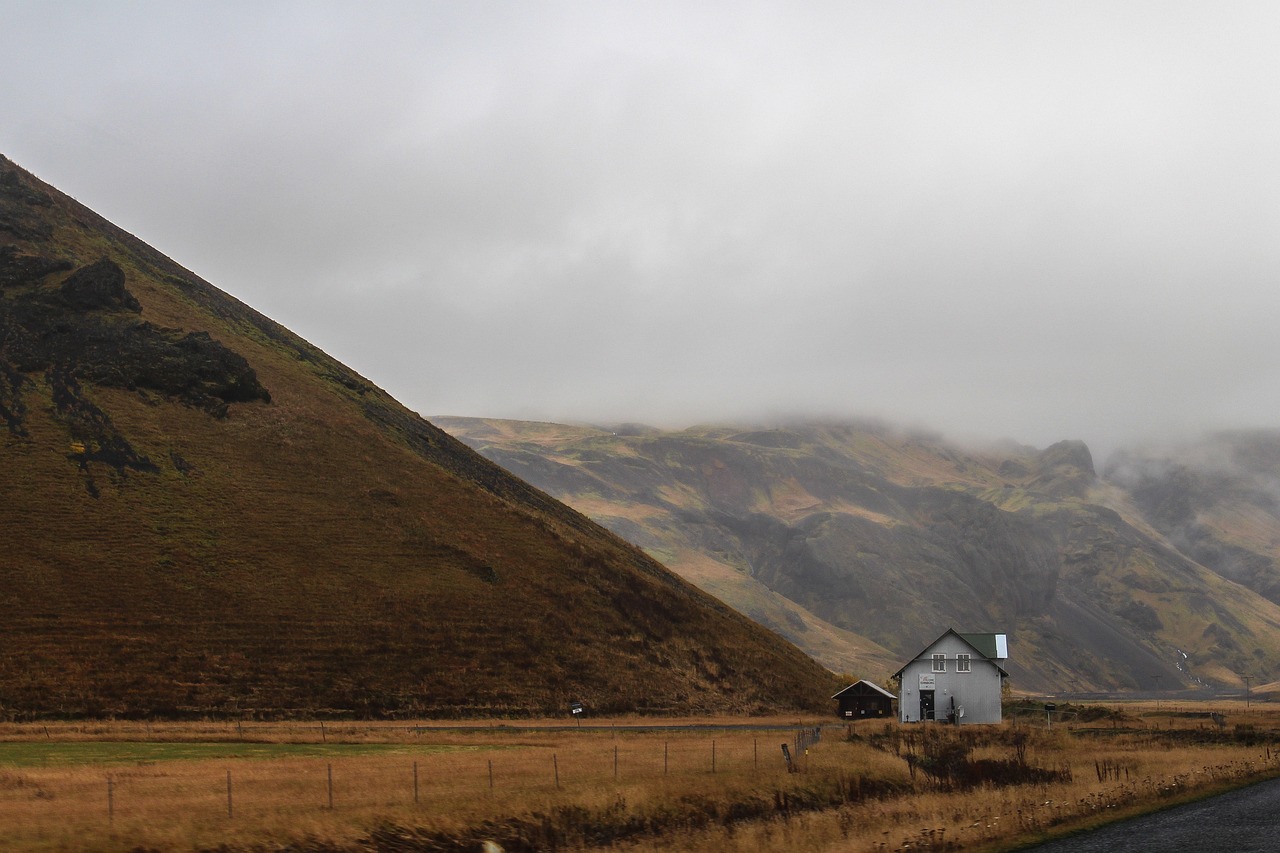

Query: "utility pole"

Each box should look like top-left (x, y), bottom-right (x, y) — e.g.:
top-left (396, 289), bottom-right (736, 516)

top-left (1240, 674), bottom-right (1253, 710)
top-left (1151, 674), bottom-right (1162, 712)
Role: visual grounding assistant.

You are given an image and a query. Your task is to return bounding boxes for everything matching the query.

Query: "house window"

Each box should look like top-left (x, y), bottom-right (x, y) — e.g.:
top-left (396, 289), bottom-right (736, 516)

top-left (957, 653), bottom-right (971, 673)
top-left (932, 654), bottom-right (946, 672)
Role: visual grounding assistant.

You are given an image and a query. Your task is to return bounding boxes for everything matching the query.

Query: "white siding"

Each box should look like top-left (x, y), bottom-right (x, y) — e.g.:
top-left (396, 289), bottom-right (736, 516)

top-left (898, 633), bottom-right (1003, 724)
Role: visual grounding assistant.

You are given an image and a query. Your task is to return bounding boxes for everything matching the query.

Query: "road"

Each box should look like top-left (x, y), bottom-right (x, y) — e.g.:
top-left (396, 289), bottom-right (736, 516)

top-left (1023, 775), bottom-right (1280, 852)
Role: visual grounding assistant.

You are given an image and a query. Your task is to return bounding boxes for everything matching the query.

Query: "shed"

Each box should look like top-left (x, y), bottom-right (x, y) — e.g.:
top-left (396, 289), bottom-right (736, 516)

top-left (832, 679), bottom-right (896, 720)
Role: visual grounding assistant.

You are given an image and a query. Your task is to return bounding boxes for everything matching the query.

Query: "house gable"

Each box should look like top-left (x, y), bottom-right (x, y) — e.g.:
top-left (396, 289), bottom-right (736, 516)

top-left (893, 628), bottom-right (1008, 679)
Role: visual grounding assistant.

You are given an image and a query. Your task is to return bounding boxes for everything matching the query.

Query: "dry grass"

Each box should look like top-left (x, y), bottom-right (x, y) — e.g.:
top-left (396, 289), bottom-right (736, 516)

top-left (2, 705), bottom-right (1280, 852)
top-left (0, 720), bottom-right (819, 852)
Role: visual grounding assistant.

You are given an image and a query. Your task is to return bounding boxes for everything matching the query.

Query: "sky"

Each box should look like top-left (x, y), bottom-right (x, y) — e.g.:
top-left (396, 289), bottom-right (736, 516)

top-left (4, 2), bottom-right (1280, 457)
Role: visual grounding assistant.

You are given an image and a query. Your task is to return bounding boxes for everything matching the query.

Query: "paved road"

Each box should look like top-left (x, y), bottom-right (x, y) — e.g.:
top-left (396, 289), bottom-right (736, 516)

top-left (1024, 775), bottom-right (1280, 852)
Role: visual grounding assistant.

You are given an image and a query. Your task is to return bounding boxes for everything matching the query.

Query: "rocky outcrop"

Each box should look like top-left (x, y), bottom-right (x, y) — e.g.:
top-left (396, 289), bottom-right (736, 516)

top-left (0, 245), bottom-right (270, 494)
top-left (1029, 439), bottom-right (1095, 498)
top-left (1, 251), bottom-right (269, 419)
top-left (440, 418), bottom-right (1280, 693)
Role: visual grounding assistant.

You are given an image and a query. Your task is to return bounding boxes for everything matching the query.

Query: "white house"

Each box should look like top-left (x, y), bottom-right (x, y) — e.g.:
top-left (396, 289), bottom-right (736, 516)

top-left (894, 629), bottom-right (1008, 724)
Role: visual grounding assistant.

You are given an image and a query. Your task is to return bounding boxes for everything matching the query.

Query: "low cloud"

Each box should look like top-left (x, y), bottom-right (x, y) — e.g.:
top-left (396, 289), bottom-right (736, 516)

top-left (4, 2), bottom-right (1279, 453)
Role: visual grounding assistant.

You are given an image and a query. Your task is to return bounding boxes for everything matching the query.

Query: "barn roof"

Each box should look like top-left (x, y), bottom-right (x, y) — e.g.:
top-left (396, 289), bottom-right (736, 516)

top-left (831, 679), bottom-right (897, 700)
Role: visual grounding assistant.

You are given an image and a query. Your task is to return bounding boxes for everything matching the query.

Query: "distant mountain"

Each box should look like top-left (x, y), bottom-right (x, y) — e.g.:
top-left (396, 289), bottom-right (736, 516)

top-left (438, 418), bottom-right (1280, 694)
top-left (1106, 432), bottom-right (1280, 607)
top-left (0, 154), bottom-right (837, 718)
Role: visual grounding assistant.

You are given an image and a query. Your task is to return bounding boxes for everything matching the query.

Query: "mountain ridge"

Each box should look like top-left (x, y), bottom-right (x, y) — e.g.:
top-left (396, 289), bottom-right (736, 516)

top-left (0, 154), bottom-right (836, 718)
top-left (438, 416), bottom-right (1280, 695)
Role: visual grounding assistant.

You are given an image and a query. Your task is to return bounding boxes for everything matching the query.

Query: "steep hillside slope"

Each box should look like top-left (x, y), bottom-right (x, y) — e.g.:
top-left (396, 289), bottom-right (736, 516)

top-left (0, 155), bottom-right (837, 718)
top-left (438, 418), bottom-right (1280, 693)
top-left (1106, 432), bottom-right (1280, 607)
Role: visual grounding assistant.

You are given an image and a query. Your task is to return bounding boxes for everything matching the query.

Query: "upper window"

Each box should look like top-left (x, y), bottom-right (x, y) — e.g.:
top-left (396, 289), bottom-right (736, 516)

top-left (957, 653), bottom-right (971, 673)
top-left (932, 653), bottom-right (946, 672)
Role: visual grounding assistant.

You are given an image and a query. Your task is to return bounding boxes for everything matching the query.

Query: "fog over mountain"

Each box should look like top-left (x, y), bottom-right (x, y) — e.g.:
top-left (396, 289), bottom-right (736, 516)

top-left (4, 2), bottom-right (1279, 453)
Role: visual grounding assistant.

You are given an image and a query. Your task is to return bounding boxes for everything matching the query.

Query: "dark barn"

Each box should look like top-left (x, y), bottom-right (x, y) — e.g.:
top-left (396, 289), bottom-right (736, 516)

top-left (832, 679), bottom-right (896, 720)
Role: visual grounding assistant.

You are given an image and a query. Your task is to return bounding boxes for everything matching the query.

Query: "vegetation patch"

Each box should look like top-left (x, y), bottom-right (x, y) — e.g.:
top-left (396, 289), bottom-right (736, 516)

top-left (0, 741), bottom-right (469, 768)
top-left (2, 708), bottom-right (1280, 852)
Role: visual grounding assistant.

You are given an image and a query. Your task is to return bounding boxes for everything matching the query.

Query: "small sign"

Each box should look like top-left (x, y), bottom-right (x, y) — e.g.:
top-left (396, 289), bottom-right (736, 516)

top-left (1044, 703), bottom-right (1056, 711)
top-left (918, 673), bottom-right (936, 689)
top-left (570, 702), bottom-right (583, 715)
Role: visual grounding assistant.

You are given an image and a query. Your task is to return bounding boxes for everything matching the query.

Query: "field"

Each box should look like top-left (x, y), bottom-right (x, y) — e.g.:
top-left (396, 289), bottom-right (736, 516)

top-left (2, 703), bottom-right (1280, 852)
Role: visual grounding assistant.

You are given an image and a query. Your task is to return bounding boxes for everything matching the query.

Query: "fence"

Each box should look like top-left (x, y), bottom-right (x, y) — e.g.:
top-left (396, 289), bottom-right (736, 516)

top-left (0, 726), bottom-right (828, 847)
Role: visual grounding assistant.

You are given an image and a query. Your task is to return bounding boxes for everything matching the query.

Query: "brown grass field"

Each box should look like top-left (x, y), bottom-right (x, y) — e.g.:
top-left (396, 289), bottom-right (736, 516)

top-left (2, 703), bottom-right (1279, 852)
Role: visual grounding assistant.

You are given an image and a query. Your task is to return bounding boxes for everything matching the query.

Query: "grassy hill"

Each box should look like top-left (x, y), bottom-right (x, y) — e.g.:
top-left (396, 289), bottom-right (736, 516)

top-left (0, 154), bottom-right (838, 718)
top-left (438, 418), bottom-right (1280, 694)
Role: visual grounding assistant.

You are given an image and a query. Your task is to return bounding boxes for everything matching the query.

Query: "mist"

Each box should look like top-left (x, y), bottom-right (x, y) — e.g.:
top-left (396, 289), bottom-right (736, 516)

top-left (4, 1), bottom-right (1279, 456)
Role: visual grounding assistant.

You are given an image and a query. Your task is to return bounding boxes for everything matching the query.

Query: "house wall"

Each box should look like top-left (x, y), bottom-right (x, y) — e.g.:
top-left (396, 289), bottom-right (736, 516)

top-left (897, 633), bottom-right (1003, 724)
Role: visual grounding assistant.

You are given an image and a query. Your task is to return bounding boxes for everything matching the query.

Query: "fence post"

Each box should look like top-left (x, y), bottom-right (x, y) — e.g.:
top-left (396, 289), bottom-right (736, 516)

top-left (712, 739), bottom-right (717, 774)
top-left (664, 741), bottom-right (668, 775)
top-left (413, 761), bottom-right (419, 804)
top-left (107, 775), bottom-right (114, 823)
top-left (227, 770), bottom-right (233, 819)
top-left (554, 753), bottom-right (560, 789)
top-left (327, 764), bottom-right (334, 809)
top-left (614, 745), bottom-right (618, 780)
top-left (754, 738), bottom-right (758, 771)
top-left (488, 759), bottom-right (494, 792)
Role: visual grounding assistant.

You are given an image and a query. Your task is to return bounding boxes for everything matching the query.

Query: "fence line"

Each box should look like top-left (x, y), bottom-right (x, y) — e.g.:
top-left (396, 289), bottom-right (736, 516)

top-left (0, 720), bottom-right (821, 743)
top-left (1, 728), bottom-right (826, 835)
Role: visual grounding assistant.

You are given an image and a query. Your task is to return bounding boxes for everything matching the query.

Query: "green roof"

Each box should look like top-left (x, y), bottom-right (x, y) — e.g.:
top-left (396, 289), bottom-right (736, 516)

top-left (959, 632), bottom-right (1008, 660)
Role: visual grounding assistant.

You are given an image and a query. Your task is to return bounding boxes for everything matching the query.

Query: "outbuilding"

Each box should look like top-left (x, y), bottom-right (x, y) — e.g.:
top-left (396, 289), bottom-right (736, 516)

top-left (832, 679), bottom-right (896, 720)
top-left (894, 629), bottom-right (1008, 724)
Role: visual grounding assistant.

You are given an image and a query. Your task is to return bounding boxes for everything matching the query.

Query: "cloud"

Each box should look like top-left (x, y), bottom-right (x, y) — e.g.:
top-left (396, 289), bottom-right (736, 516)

top-left (4, 1), bottom-right (1280, 453)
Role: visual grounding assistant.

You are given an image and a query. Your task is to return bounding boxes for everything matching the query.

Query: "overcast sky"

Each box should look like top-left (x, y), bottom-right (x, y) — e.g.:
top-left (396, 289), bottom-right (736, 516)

top-left (4, 2), bottom-right (1279, 455)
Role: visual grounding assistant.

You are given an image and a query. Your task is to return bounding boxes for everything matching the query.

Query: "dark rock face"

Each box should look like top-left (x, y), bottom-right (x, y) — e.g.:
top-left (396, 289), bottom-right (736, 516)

top-left (60, 258), bottom-right (142, 312)
top-left (0, 159), bottom-right (270, 434)
top-left (736, 483), bottom-right (1065, 677)
top-left (0, 246), bottom-right (270, 491)
top-left (1030, 439), bottom-right (1096, 498)
top-left (0, 252), bottom-right (270, 417)
top-left (1041, 439), bottom-right (1095, 475)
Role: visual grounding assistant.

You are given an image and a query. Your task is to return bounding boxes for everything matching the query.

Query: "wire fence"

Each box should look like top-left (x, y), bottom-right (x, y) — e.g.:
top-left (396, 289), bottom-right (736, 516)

top-left (0, 727), bottom-right (828, 843)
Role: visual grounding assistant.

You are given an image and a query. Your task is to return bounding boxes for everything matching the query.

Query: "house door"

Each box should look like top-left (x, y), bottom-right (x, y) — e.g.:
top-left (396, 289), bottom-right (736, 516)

top-left (920, 690), bottom-right (935, 721)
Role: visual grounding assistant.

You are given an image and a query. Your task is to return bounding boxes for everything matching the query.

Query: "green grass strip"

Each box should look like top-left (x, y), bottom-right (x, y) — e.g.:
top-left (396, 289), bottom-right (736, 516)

top-left (0, 741), bottom-right (471, 767)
